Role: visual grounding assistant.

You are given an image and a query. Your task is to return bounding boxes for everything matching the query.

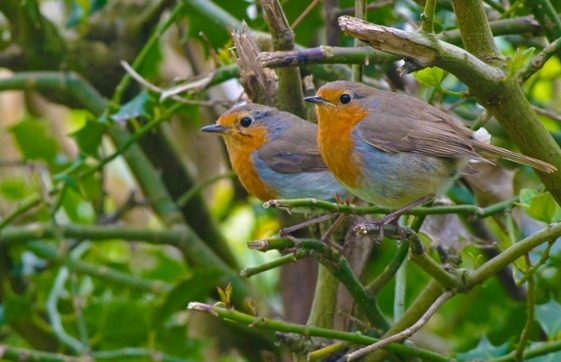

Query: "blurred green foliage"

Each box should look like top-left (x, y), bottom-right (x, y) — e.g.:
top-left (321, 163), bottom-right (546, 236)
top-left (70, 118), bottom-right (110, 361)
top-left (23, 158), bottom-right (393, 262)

top-left (1, 0), bottom-right (561, 362)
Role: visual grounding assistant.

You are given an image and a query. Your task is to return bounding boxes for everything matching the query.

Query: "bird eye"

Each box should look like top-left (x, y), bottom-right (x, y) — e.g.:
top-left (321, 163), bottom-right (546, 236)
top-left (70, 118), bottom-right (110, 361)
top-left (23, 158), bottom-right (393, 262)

top-left (240, 117), bottom-right (253, 128)
top-left (340, 94), bottom-right (351, 104)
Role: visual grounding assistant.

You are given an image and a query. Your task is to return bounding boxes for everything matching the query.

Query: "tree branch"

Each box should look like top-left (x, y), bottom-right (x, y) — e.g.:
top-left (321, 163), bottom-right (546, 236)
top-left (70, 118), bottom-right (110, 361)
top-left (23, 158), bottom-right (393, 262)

top-left (467, 222), bottom-right (561, 287)
top-left (264, 197), bottom-right (517, 218)
top-left (260, 0), bottom-right (306, 117)
top-left (187, 303), bottom-right (455, 362)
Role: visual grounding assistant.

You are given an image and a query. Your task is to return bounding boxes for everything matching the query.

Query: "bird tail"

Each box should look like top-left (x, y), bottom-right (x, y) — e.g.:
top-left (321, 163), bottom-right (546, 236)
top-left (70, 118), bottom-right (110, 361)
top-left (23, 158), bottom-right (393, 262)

top-left (473, 140), bottom-right (557, 173)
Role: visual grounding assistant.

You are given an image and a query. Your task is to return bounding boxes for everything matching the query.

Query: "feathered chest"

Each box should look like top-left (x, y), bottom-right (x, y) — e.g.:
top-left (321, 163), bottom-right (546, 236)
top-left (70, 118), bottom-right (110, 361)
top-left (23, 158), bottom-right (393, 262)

top-left (317, 106), bottom-right (367, 188)
top-left (223, 135), bottom-right (277, 201)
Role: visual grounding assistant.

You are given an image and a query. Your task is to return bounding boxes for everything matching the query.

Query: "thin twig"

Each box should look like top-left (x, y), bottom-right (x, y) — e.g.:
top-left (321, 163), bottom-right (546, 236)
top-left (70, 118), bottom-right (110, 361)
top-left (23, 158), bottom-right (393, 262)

top-left (120, 61), bottom-right (232, 107)
top-left (334, 0), bottom-right (393, 17)
top-left (46, 268), bottom-right (84, 353)
top-left (482, 0), bottom-right (506, 13)
top-left (516, 239), bottom-right (555, 287)
top-left (240, 249), bottom-right (311, 277)
top-left (394, 258), bottom-right (407, 322)
top-left (290, 0), bottom-right (321, 29)
top-left (177, 172), bottom-right (235, 207)
top-left (112, 2), bottom-right (186, 104)
top-left (345, 290), bottom-right (455, 361)
top-left (532, 105), bottom-right (561, 123)
top-left (519, 36), bottom-right (561, 83)
top-left (514, 254), bottom-right (536, 361)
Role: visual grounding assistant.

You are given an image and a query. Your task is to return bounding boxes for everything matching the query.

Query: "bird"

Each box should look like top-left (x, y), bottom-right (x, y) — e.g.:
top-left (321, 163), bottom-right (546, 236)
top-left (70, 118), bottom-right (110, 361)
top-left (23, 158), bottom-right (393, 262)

top-left (200, 103), bottom-right (347, 202)
top-left (304, 80), bottom-right (556, 231)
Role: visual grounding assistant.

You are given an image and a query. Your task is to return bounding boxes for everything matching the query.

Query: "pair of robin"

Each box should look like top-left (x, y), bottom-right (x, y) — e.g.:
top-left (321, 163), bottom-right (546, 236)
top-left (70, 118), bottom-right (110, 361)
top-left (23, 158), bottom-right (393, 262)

top-left (201, 81), bottom-right (555, 232)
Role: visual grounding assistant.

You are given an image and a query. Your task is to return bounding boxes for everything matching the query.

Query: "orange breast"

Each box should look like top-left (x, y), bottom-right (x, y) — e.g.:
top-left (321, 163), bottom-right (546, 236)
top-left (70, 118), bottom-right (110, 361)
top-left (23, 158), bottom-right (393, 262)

top-left (223, 129), bottom-right (278, 201)
top-left (317, 105), bottom-right (367, 189)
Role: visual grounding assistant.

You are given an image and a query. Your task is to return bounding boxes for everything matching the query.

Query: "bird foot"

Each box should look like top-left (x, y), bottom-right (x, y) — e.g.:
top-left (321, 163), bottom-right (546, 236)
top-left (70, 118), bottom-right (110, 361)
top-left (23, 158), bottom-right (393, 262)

top-left (354, 214), bottom-right (405, 242)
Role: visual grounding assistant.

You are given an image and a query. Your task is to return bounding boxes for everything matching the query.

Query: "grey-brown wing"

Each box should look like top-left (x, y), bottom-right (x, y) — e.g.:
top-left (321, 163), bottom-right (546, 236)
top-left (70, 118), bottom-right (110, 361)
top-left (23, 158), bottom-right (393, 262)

top-left (257, 121), bottom-right (329, 174)
top-left (356, 94), bottom-right (486, 161)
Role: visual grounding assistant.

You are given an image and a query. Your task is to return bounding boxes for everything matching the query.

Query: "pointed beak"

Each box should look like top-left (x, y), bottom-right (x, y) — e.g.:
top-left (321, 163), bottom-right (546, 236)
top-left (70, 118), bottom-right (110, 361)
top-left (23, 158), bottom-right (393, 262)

top-left (200, 124), bottom-right (228, 133)
top-left (304, 95), bottom-right (330, 106)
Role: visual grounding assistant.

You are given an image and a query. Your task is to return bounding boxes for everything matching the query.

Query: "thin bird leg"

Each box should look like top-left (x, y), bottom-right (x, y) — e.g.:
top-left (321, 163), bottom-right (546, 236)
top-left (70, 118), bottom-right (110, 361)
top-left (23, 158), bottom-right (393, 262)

top-left (320, 213), bottom-right (346, 250)
top-left (278, 213), bottom-right (338, 237)
top-left (358, 194), bottom-right (434, 241)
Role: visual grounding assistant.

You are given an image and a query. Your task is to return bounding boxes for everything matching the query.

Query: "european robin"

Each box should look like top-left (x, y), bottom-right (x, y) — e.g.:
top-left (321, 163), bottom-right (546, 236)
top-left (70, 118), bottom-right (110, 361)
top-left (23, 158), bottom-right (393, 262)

top-left (200, 103), bottom-right (347, 202)
top-left (304, 80), bottom-right (555, 222)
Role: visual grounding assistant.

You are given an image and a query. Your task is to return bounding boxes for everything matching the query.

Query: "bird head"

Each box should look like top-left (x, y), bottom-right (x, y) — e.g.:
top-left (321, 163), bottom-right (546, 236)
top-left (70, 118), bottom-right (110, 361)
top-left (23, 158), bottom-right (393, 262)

top-left (304, 81), bottom-right (374, 127)
top-left (200, 103), bottom-right (289, 154)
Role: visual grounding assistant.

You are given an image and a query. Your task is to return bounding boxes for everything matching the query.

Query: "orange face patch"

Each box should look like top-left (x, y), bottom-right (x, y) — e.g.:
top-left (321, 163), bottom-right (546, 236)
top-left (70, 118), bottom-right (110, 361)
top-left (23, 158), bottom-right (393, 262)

top-left (315, 89), bottom-right (368, 189)
top-left (216, 112), bottom-right (278, 201)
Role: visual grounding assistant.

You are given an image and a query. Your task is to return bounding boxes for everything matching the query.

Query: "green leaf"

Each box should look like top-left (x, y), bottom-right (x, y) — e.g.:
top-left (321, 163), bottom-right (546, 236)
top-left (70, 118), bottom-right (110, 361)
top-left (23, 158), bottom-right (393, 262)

top-left (61, 188), bottom-right (96, 224)
top-left (111, 90), bottom-right (153, 124)
top-left (519, 188), bottom-right (539, 206)
top-left (506, 47), bottom-right (535, 81)
top-left (98, 299), bottom-right (152, 348)
top-left (413, 67), bottom-right (446, 88)
top-left (518, 189), bottom-right (561, 224)
top-left (134, 247), bottom-right (188, 282)
top-left (0, 177), bottom-right (34, 201)
top-left (152, 269), bottom-right (221, 330)
top-left (69, 117), bottom-right (107, 158)
top-left (3, 287), bottom-right (33, 324)
top-left (9, 115), bottom-right (59, 164)
top-left (535, 298), bottom-right (561, 338)
top-left (455, 336), bottom-right (509, 359)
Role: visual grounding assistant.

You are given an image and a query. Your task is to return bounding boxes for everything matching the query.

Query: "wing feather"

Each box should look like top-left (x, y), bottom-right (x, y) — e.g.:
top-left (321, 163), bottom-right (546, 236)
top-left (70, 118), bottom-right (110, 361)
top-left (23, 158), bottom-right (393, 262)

top-left (257, 119), bottom-right (329, 174)
top-left (356, 93), bottom-right (488, 162)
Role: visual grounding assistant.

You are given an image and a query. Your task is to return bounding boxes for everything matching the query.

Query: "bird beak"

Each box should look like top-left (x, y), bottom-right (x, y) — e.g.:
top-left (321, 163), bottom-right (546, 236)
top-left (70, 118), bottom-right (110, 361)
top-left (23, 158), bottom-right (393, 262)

top-left (304, 96), bottom-right (330, 106)
top-left (200, 124), bottom-right (228, 133)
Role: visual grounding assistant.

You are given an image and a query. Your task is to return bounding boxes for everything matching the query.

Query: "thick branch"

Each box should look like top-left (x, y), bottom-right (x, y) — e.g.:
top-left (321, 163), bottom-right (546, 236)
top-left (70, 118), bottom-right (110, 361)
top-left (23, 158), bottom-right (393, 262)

top-left (450, 0), bottom-right (502, 62)
top-left (338, 16), bottom-right (504, 88)
top-left (27, 241), bottom-right (172, 293)
top-left (523, 0), bottom-right (561, 59)
top-left (260, 0), bottom-right (306, 117)
top-left (259, 15), bottom-right (543, 69)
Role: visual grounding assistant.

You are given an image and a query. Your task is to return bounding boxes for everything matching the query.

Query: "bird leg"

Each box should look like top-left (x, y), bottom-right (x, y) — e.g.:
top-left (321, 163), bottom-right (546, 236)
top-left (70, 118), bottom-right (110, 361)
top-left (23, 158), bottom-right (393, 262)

top-left (320, 214), bottom-right (346, 251)
top-left (355, 194), bottom-right (434, 241)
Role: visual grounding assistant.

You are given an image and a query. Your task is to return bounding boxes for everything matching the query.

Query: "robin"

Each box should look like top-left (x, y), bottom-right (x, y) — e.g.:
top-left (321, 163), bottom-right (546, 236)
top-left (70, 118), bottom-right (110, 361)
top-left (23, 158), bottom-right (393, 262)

top-left (304, 80), bottom-right (556, 229)
top-left (200, 103), bottom-right (347, 202)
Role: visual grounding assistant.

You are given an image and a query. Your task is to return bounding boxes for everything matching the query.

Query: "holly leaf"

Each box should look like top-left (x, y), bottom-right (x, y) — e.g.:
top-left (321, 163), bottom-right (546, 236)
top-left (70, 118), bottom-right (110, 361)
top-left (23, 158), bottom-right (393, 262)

top-left (9, 115), bottom-right (59, 164)
top-left (518, 189), bottom-right (561, 224)
top-left (535, 298), bottom-right (561, 338)
top-left (455, 336), bottom-right (509, 360)
top-left (69, 117), bottom-right (106, 158)
top-left (111, 90), bottom-right (153, 125)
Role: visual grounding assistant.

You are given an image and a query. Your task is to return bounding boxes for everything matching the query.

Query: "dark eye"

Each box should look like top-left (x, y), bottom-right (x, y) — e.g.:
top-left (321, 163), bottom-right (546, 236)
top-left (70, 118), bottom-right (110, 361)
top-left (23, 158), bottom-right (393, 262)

top-left (240, 117), bottom-right (253, 128)
top-left (340, 94), bottom-right (351, 104)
